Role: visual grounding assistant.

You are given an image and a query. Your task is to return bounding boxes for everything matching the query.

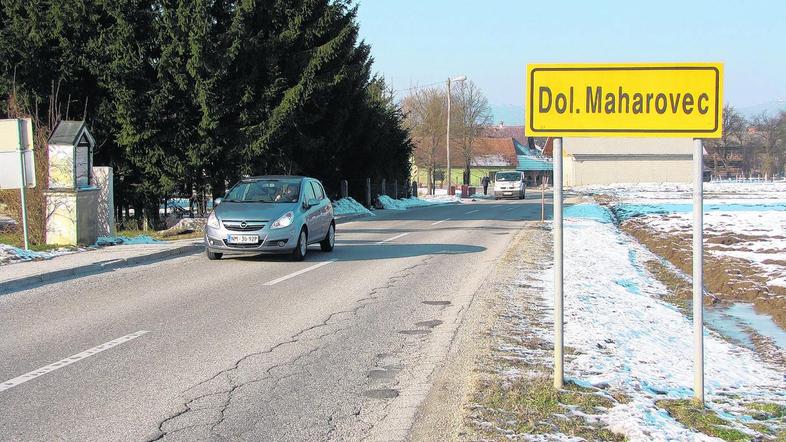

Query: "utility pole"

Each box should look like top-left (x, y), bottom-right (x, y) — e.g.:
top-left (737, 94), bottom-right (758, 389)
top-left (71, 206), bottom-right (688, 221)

top-left (446, 76), bottom-right (465, 192)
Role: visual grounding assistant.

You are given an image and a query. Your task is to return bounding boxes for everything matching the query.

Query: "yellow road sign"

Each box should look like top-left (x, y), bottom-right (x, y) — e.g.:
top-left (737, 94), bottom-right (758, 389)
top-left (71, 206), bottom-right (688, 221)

top-left (525, 63), bottom-right (723, 138)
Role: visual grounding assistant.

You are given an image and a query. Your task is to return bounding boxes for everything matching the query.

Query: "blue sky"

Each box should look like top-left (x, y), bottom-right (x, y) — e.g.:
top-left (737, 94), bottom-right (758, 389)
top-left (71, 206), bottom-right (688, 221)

top-left (356, 0), bottom-right (786, 121)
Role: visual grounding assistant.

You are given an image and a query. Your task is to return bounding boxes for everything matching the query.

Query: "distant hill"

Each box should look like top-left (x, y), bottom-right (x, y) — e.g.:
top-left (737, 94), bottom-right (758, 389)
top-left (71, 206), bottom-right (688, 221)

top-left (737, 100), bottom-right (786, 119)
top-left (490, 104), bottom-right (525, 126)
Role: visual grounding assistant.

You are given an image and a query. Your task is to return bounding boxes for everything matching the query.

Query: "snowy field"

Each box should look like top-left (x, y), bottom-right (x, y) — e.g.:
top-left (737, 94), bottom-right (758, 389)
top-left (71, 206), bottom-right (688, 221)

top-left (529, 210), bottom-right (786, 440)
top-left (575, 182), bottom-right (786, 293)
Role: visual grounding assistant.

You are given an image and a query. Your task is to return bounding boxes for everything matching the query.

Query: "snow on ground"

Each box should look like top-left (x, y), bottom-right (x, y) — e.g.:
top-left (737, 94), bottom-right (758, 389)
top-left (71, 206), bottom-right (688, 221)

top-left (574, 180), bottom-right (786, 201)
top-left (378, 195), bottom-right (459, 210)
top-left (332, 197), bottom-right (374, 217)
top-left (0, 243), bottom-right (80, 266)
top-left (643, 210), bottom-right (786, 288)
top-left (532, 209), bottom-right (786, 440)
top-left (576, 182), bottom-right (786, 290)
top-left (95, 235), bottom-right (160, 246)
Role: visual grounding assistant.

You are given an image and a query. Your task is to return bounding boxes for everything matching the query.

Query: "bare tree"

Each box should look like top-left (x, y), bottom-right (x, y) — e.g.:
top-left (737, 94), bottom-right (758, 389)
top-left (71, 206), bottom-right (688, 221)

top-left (750, 112), bottom-right (786, 179)
top-left (402, 88), bottom-right (446, 193)
top-left (705, 105), bottom-right (746, 175)
top-left (451, 81), bottom-right (492, 184)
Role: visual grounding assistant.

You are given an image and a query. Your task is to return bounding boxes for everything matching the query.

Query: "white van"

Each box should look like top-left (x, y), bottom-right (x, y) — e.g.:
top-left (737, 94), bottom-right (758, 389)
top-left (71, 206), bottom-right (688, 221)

top-left (493, 170), bottom-right (526, 199)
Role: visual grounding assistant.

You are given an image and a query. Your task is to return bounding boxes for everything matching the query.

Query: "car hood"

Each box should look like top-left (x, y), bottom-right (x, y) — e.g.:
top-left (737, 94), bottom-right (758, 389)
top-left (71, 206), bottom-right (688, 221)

top-left (214, 202), bottom-right (297, 221)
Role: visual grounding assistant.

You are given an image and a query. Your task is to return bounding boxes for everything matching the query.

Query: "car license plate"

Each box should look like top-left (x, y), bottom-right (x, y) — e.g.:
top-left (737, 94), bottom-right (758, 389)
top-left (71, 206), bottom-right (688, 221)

top-left (504, 192), bottom-right (512, 195)
top-left (227, 234), bottom-right (258, 244)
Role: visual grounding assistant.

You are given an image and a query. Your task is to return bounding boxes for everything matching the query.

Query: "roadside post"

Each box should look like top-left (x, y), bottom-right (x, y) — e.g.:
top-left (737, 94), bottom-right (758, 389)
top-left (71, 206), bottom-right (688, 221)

top-left (553, 137), bottom-right (564, 388)
top-left (525, 63), bottom-right (723, 403)
top-left (340, 180), bottom-right (348, 199)
top-left (365, 178), bottom-right (372, 208)
top-left (693, 137), bottom-right (704, 402)
top-left (0, 118), bottom-right (35, 250)
top-left (540, 176), bottom-right (546, 223)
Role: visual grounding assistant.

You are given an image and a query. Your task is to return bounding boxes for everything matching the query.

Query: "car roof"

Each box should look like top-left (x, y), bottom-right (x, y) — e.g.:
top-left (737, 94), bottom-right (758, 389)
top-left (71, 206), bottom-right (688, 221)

top-left (240, 175), bottom-right (311, 182)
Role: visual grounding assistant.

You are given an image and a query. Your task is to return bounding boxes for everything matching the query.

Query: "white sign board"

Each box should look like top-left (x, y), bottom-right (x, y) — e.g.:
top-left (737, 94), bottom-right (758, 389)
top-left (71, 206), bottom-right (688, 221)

top-left (0, 119), bottom-right (36, 189)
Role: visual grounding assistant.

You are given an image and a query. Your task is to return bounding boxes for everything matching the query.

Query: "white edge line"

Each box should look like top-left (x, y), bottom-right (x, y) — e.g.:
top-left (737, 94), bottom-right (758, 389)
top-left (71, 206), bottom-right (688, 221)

top-left (376, 232), bottom-right (410, 245)
top-left (431, 218), bottom-right (450, 225)
top-left (264, 260), bottom-right (336, 286)
top-left (464, 209), bottom-right (480, 214)
top-left (0, 330), bottom-right (149, 393)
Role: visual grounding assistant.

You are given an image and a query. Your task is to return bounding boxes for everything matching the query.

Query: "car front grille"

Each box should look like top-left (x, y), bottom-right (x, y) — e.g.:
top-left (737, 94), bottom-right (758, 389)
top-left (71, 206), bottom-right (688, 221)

top-left (222, 220), bottom-right (266, 231)
top-left (222, 240), bottom-right (262, 248)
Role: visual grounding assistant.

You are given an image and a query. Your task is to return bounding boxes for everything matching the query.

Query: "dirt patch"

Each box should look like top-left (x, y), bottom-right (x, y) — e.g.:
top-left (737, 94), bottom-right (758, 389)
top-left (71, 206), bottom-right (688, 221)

top-left (620, 219), bottom-right (786, 331)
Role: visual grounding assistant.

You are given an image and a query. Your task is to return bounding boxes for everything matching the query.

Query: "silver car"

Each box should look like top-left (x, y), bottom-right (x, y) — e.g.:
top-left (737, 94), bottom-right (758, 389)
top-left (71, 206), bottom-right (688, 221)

top-left (204, 176), bottom-right (335, 261)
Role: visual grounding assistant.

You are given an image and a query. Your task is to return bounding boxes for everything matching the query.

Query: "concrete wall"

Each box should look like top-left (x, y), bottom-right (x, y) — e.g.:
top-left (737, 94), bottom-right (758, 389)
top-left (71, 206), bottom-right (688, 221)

top-left (45, 191), bottom-right (77, 245)
top-left (45, 188), bottom-right (101, 246)
top-left (92, 167), bottom-right (115, 237)
top-left (563, 137), bottom-right (694, 186)
top-left (564, 157), bottom-right (693, 186)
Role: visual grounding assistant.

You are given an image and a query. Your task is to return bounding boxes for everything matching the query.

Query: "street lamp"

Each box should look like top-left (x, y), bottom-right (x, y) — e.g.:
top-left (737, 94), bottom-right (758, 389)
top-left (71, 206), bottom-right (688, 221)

top-left (446, 75), bottom-right (466, 192)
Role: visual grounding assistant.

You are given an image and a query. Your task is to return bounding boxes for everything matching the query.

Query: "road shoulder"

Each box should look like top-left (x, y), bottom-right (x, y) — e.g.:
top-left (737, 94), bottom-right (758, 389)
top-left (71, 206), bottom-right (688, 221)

top-left (410, 222), bottom-right (546, 440)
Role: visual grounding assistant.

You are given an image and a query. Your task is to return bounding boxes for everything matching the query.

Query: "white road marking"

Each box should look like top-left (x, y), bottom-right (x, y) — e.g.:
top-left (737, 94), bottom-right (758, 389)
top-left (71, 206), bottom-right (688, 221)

top-left (264, 260), bottom-right (336, 286)
top-left (0, 330), bottom-right (149, 393)
top-left (431, 218), bottom-right (450, 225)
top-left (376, 232), bottom-right (410, 245)
top-left (464, 209), bottom-right (480, 214)
top-left (506, 207), bottom-right (516, 211)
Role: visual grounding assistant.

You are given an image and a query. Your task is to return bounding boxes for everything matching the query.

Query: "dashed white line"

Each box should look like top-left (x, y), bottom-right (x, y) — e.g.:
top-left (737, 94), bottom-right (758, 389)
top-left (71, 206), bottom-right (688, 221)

top-left (431, 218), bottom-right (450, 225)
top-left (464, 209), bottom-right (480, 214)
top-left (377, 232), bottom-right (410, 244)
top-left (0, 330), bottom-right (149, 393)
top-left (264, 260), bottom-right (336, 285)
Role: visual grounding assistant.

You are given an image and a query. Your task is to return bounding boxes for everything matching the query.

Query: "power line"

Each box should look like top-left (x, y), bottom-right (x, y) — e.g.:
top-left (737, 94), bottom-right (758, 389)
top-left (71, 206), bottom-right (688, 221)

top-left (392, 80), bottom-right (445, 94)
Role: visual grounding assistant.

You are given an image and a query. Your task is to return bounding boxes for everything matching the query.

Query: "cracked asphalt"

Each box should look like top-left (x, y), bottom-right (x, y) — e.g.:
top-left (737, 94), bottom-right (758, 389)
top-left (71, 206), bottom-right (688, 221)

top-left (0, 196), bottom-right (548, 441)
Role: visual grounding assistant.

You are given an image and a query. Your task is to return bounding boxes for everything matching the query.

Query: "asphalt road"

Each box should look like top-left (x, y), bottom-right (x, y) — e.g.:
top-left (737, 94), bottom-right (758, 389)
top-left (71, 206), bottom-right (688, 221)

top-left (0, 195), bottom-right (551, 441)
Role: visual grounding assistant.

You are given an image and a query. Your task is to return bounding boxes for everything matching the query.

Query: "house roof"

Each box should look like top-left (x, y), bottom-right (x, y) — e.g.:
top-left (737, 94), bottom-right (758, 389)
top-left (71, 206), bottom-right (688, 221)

top-left (412, 136), bottom-right (517, 168)
top-left (481, 125), bottom-right (526, 140)
top-left (49, 120), bottom-right (95, 147)
top-left (513, 139), bottom-right (553, 171)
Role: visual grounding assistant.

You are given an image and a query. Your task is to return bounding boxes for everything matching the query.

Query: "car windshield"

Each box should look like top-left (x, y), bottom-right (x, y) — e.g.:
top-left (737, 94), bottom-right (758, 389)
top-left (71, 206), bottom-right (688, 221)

top-left (496, 172), bottom-right (521, 181)
top-left (224, 179), bottom-right (301, 203)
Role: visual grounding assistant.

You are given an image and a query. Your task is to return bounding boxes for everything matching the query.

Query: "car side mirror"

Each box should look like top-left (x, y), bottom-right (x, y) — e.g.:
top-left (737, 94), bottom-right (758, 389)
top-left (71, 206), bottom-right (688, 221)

top-left (214, 197), bottom-right (222, 206)
top-left (305, 198), bottom-right (319, 209)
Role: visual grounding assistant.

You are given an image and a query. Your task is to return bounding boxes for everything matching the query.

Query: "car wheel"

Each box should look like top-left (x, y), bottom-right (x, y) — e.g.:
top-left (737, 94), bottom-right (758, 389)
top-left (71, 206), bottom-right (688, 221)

top-left (291, 229), bottom-right (308, 261)
top-left (320, 222), bottom-right (335, 252)
top-left (206, 249), bottom-right (222, 260)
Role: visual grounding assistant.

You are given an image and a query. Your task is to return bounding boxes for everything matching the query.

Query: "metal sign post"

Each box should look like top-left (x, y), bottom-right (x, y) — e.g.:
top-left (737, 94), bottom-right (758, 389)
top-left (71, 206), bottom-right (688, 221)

top-left (526, 63), bottom-right (722, 404)
top-left (553, 137), bottom-right (564, 389)
top-left (17, 120), bottom-right (30, 250)
top-left (693, 138), bottom-right (704, 403)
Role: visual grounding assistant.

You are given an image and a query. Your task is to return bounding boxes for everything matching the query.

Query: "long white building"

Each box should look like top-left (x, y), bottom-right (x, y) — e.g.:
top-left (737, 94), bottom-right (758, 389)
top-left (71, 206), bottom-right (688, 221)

top-left (561, 137), bottom-right (695, 186)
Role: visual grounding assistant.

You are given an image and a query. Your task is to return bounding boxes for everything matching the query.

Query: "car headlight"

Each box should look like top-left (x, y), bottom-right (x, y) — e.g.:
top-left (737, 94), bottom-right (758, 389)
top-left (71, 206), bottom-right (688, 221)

top-left (271, 211), bottom-right (294, 229)
top-left (207, 212), bottom-right (220, 229)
